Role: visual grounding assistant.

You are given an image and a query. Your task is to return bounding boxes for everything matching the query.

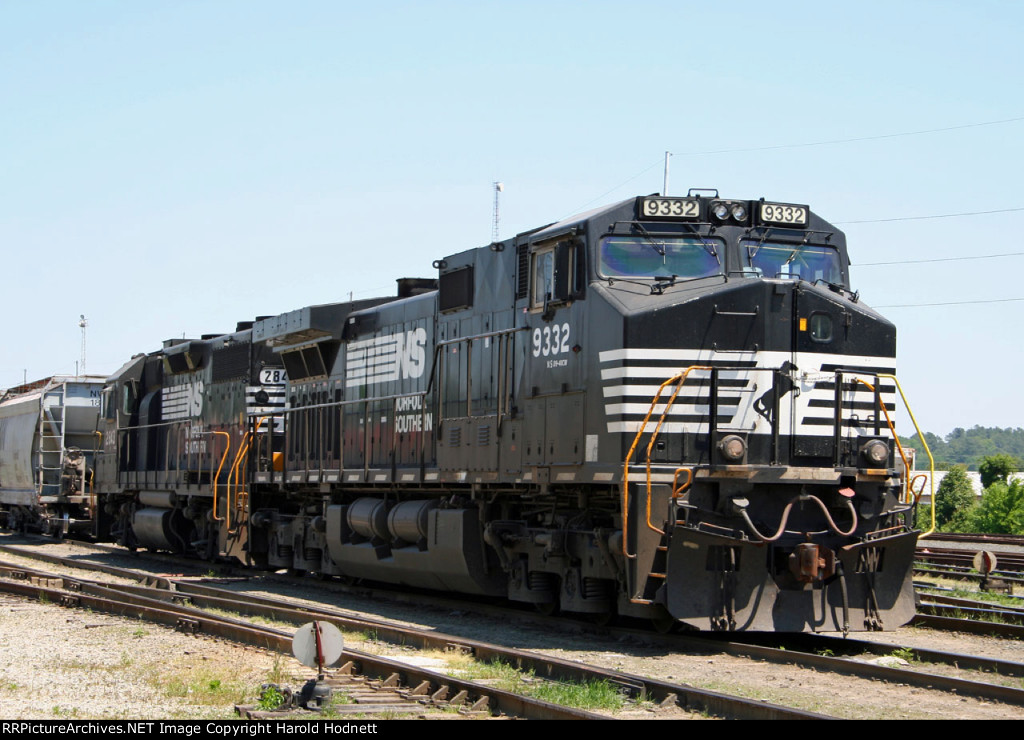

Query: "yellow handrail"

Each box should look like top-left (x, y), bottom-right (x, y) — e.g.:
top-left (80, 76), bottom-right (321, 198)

top-left (89, 431), bottom-right (103, 518)
top-left (210, 431), bottom-right (231, 523)
top-left (224, 434), bottom-right (249, 529)
top-left (227, 416), bottom-right (266, 535)
top-left (228, 432), bottom-right (253, 534)
top-left (852, 375), bottom-right (935, 537)
top-left (852, 378), bottom-right (911, 490)
top-left (621, 366), bottom-right (711, 559)
top-left (877, 373), bottom-right (936, 538)
top-left (672, 467), bottom-right (693, 500)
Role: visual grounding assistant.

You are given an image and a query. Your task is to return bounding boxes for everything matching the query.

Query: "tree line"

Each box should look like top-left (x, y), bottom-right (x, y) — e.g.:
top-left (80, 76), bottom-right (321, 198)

top-left (893, 426), bottom-right (1024, 532)
top-left (922, 454), bottom-right (1024, 534)
top-left (900, 426), bottom-right (1024, 469)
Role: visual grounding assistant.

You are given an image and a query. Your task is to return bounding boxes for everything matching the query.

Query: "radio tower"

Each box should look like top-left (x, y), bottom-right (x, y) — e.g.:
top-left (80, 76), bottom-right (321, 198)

top-left (78, 315), bottom-right (88, 376)
top-left (492, 181), bottom-right (504, 242)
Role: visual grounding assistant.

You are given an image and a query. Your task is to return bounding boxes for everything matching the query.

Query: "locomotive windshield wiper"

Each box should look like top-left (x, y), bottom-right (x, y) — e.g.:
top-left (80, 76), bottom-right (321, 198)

top-left (632, 222), bottom-right (667, 257)
top-left (678, 222), bottom-right (720, 263)
top-left (650, 275), bottom-right (678, 294)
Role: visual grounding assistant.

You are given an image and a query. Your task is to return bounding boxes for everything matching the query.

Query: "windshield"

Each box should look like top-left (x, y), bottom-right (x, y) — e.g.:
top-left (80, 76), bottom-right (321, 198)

top-left (743, 240), bottom-right (843, 284)
top-left (599, 235), bottom-right (722, 280)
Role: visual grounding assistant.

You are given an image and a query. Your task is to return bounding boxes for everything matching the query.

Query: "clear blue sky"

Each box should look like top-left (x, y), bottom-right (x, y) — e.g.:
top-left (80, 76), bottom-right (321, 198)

top-left (2, 0), bottom-right (1022, 437)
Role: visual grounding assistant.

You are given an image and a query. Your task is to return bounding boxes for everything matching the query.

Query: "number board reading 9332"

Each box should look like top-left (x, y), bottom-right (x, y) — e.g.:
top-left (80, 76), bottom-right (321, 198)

top-left (641, 197), bottom-right (700, 219)
top-left (759, 202), bottom-right (808, 226)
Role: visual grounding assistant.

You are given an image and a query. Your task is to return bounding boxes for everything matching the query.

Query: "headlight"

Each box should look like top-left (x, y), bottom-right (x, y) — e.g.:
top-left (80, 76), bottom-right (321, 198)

top-left (730, 203), bottom-right (748, 221)
top-left (861, 439), bottom-right (890, 466)
top-left (718, 434), bottom-right (746, 463)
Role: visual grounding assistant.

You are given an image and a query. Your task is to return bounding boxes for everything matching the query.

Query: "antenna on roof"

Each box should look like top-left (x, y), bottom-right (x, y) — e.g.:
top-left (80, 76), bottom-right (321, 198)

top-left (492, 181), bottom-right (504, 242)
top-left (78, 315), bottom-right (88, 376)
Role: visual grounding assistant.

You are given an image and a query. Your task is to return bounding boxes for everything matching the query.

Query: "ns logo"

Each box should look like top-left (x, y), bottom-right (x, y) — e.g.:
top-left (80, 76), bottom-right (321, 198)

top-left (346, 327), bottom-right (428, 387)
top-left (185, 380), bottom-right (205, 417)
top-left (163, 379), bottom-right (205, 421)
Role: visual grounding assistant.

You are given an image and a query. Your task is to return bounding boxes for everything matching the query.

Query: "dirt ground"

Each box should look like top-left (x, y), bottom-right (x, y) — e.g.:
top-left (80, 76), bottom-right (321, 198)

top-left (2, 538), bottom-right (1024, 720)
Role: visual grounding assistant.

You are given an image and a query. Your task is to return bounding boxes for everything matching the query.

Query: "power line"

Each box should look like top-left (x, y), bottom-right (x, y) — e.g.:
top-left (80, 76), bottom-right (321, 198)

top-left (859, 251), bottom-right (1024, 267)
top-left (838, 206), bottom-right (1024, 225)
top-left (672, 115), bottom-right (1024, 157)
top-left (875, 297), bottom-right (1024, 308)
top-left (563, 158), bottom-right (663, 218)
top-left (566, 115), bottom-right (1024, 223)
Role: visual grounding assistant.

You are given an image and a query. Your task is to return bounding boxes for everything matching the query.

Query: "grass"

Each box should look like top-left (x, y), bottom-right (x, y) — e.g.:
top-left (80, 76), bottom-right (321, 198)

top-left (158, 669), bottom-right (251, 705)
top-left (529, 679), bottom-right (624, 710)
top-left (450, 658), bottom-right (625, 712)
top-left (888, 647), bottom-right (916, 662)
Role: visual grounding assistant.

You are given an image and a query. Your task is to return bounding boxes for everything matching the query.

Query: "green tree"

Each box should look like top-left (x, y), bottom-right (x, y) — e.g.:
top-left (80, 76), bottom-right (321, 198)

top-left (965, 479), bottom-right (1024, 534)
top-left (933, 465), bottom-right (977, 531)
top-left (978, 453), bottom-right (1019, 489)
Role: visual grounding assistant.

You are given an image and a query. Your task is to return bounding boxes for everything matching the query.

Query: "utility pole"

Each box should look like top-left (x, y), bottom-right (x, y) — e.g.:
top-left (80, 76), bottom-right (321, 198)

top-left (663, 151), bottom-right (671, 195)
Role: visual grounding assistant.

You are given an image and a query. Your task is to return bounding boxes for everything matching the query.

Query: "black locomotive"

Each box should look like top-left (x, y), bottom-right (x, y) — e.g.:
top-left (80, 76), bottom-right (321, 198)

top-left (0, 191), bottom-right (921, 632)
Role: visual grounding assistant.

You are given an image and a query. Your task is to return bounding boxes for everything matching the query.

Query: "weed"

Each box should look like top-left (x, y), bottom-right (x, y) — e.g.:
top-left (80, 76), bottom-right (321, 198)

top-left (453, 659), bottom-right (623, 712)
top-left (319, 694), bottom-right (354, 719)
top-left (816, 648), bottom-right (835, 658)
top-left (888, 647), bottom-right (915, 662)
top-left (132, 628), bottom-right (147, 639)
top-left (529, 679), bottom-right (625, 711)
top-left (159, 670), bottom-right (248, 706)
top-left (266, 656), bottom-right (287, 685)
top-left (256, 685), bottom-right (286, 711)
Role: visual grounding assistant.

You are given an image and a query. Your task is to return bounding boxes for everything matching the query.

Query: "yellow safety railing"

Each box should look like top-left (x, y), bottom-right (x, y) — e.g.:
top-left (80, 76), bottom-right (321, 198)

top-left (852, 378), bottom-right (912, 485)
top-left (88, 431), bottom-right (103, 518)
top-left (210, 431), bottom-right (232, 523)
top-left (226, 417), bottom-right (266, 535)
top-left (621, 366), bottom-right (711, 559)
top-left (622, 368), bottom-right (936, 555)
top-left (877, 373), bottom-right (936, 538)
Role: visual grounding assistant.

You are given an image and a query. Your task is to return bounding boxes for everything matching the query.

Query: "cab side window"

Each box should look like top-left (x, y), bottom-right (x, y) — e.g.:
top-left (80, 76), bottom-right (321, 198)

top-left (531, 248), bottom-right (555, 310)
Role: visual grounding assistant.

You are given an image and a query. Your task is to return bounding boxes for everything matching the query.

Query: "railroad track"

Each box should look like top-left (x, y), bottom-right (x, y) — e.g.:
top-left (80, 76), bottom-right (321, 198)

top-left (0, 542), bottom-right (826, 720)
top-left (4, 541), bottom-right (1024, 718)
top-left (0, 558), bottom-right (605, 720)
